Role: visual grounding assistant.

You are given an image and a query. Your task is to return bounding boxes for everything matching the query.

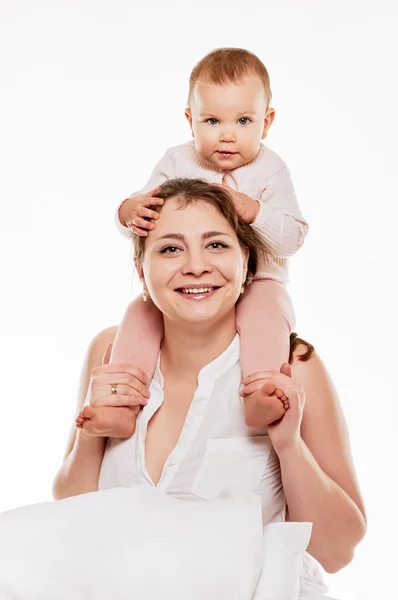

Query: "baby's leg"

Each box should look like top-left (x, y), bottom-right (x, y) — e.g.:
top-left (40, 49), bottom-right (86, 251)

top-left (237, 280), bottom-right (295, 376)
top-left (237, 280), bottom-right (295, 428)
top-left (110, 295), bottom-right (164, 374)
top-left (78, 296), bottom-right (163, 439)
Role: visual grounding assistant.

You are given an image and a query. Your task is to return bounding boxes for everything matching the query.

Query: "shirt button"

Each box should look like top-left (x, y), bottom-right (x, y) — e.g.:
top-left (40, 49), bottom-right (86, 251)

top-left (167, 459), bottom-right (176, 467)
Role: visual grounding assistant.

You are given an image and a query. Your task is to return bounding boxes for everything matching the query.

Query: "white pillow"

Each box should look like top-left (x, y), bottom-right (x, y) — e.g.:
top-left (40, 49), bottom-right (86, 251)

top-left (0, 486), bottom-right (263, 600)
top-left (252, 521), bottom-right (313, 600)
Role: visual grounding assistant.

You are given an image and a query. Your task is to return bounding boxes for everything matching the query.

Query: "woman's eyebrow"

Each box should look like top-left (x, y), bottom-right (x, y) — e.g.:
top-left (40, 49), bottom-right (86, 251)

top-left (202, 231), bottom-right (232, 240)
top-left (156, 231), bottom-right (232, 241)
top-left (156, 233), bottom-right (185, 241)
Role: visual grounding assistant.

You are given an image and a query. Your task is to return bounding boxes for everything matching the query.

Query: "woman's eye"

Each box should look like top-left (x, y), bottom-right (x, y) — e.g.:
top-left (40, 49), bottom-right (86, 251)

top-left (207, 118), bottom-right (219, 125)
top-left (238, 117), bottom-right (250, 125)
top-left (160, 246), bottom-right (180, 254)
top-left (208, 242), bottom-right (227, 250)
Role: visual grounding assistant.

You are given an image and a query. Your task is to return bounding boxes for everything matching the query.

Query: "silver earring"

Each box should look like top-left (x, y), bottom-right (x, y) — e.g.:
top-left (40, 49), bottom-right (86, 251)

top-left (143, 289), bottom-right (148, 302)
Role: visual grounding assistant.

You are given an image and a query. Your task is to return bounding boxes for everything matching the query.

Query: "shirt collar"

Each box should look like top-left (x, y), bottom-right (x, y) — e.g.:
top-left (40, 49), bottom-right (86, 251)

top-left (197, 334), bottom-right (240, 383)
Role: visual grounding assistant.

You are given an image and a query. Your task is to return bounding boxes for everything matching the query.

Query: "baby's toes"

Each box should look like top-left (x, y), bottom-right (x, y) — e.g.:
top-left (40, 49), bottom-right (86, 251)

top-left (275, 389), bottom-right (284, 399)
top-left (82, 405), bottom-right (97, 420)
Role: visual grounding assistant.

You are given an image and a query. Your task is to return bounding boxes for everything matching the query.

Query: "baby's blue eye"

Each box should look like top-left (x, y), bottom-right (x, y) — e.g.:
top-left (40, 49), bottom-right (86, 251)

top-left (238, 117), bottom-right (250, 125)
top-left (207, 118), bottom-right (219, 125)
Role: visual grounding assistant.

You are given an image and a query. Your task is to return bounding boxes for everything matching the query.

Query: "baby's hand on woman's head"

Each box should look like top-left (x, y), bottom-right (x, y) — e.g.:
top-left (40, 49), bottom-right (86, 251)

top-left (118, 187), bottom-right (164, 236)
top-left (212, 184), bottom-right (260, 224)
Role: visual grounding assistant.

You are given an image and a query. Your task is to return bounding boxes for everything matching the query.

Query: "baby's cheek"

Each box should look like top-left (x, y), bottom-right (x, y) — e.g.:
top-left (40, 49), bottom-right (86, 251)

top-left (197, 135), bottom-right (215, 156)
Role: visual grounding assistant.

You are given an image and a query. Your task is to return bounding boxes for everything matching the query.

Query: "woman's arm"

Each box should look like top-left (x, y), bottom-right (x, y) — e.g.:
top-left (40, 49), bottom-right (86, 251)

top-left (52, 326), bottom-right (118, 500)
top-left (278, 349), bottom-right (367, 573)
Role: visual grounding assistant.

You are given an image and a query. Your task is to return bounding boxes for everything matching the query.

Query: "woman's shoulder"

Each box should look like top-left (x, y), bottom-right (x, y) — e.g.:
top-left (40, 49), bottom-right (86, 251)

top-left (290, 337), bottom-right (328, 385)
top-left (92, 325), bottom-right (118, 344)
top-left (86, 326), bottom-right (118, 367)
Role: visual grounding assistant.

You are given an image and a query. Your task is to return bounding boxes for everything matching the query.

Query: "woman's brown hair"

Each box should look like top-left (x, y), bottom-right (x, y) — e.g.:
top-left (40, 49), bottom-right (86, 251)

top-left (289, 333), bottom-right (315, 363)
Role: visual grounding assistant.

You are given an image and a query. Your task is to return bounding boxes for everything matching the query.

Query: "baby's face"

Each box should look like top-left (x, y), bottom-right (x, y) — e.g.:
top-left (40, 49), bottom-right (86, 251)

top-left (187, 74), bottom-right (272, 171)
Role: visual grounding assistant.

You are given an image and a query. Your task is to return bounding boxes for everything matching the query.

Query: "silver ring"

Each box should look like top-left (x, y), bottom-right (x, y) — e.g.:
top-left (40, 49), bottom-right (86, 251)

top-left (111, 384), bottom-right (117, 395)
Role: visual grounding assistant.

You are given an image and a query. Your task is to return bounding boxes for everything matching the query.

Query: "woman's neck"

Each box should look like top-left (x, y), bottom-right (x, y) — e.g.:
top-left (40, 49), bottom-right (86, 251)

top-left (160, 312), bottom-right (237, 378)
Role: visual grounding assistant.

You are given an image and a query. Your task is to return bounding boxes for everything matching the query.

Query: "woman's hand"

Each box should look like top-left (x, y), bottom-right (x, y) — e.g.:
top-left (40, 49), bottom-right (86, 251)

top-left (242, 364), bottom-right (306, 453)
top-left (75, 343), bottom-right (150, 437)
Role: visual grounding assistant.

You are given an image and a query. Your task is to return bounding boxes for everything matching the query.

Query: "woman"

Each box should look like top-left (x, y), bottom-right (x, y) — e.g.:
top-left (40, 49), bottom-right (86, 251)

top-left (53, 178), bottom-right (366, 593)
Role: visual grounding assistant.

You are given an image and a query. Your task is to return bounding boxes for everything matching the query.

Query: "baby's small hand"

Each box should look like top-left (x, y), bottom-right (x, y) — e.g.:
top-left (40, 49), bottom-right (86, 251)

top-left (213, 184), bottom-right (260, 224)
top-left (119, 187), bottom-right (164, 236)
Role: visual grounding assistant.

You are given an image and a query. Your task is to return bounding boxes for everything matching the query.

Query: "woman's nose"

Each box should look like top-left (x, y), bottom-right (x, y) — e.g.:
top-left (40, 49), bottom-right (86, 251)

top-left (181, 250), bottom-right (212, 276)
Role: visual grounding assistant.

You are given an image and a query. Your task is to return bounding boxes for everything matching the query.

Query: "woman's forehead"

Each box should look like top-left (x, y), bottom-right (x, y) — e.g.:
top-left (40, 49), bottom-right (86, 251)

top-left (153, 198), bottom-right (236, 238)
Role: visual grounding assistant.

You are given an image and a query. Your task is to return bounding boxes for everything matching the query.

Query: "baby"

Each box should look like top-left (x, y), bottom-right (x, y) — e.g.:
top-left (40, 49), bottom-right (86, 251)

top-left (76, 47), bottom-right (308, 438)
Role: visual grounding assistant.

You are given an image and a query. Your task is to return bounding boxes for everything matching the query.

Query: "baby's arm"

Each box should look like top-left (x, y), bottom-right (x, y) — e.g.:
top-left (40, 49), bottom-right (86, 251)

top-left (253, 166), bottom-right (308, 258)
top-left (116, 149), bottom-right (175, 239)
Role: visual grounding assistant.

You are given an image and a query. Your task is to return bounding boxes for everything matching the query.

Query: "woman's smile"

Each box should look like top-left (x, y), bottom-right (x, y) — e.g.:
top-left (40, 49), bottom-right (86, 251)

top-left (174, 284), bottom-right (221, 301)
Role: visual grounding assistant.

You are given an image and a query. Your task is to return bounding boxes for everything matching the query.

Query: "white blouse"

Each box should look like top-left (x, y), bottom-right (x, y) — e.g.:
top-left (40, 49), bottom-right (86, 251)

top-left (99, 335), bottom-right (329, 595)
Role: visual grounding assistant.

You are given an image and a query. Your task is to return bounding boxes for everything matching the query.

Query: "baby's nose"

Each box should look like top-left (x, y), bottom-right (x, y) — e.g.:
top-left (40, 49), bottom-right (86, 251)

top-left (220, 129), bottom-right (236, 142)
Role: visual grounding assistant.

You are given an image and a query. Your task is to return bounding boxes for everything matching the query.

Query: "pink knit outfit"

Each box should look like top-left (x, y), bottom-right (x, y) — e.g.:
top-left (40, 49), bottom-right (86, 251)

top-left (113, 141), bottom-right (308, 378)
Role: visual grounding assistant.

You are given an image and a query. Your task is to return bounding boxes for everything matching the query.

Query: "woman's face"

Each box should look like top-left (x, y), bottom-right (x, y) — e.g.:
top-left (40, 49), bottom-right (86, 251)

top-left (140, 197), bottom-right (248, 328)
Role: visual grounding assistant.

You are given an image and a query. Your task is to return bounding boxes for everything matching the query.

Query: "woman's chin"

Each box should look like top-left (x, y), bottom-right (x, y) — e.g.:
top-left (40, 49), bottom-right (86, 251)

top-left (163, 294), bottom-right (224, 322)
top-left (156, 287), bottom-right (239, 327)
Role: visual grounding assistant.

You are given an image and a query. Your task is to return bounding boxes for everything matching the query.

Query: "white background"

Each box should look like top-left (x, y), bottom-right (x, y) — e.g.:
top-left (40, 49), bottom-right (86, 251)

top-left (0, 1), bottom-right (397, 598)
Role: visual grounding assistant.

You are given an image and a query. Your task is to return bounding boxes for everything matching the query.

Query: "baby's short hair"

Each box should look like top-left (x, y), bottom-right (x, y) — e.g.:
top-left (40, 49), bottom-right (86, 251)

top-left (188, 47), bottom-right (272, 107)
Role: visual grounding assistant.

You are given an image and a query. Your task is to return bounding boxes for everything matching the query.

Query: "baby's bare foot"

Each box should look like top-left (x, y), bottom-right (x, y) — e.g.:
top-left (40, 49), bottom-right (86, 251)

top-left (244, 381), bottom-right (288, 429)
top-left (76, 405), bottom-right (138, 438)
top-left (76, 411), bottom-right (85, 429)
top-left (274, 387), bottom-right (290, 410)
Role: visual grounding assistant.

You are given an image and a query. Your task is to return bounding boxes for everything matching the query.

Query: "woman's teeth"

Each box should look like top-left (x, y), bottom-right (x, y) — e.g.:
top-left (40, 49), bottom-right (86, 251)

top-left (181, 287), bottom-right (213, 294)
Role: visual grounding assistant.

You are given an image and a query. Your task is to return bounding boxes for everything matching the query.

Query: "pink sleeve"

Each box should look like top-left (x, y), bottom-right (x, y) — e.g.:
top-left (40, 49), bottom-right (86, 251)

top-left (252, 166), bottom-right (309, 258)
